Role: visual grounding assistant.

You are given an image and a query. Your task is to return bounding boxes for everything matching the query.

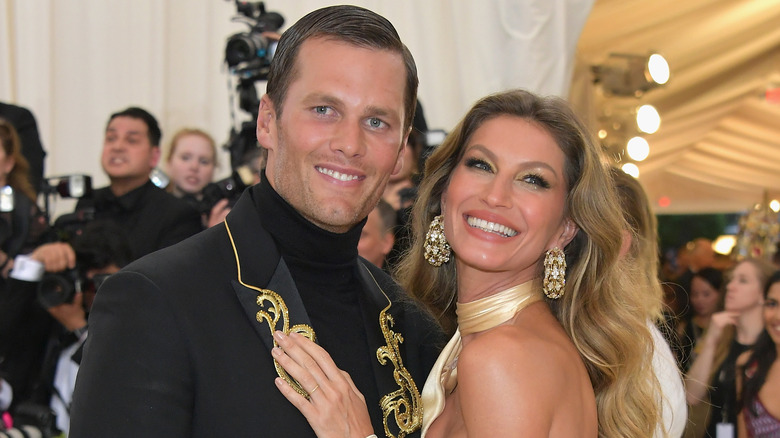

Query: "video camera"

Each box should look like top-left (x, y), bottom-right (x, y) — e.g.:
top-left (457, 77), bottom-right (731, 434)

top-left (33, 175), bottom-right (101, 308)
top-left (224, 1), bottom-right (284, 175)
top-left (225, 0), bottom-right (284, 83)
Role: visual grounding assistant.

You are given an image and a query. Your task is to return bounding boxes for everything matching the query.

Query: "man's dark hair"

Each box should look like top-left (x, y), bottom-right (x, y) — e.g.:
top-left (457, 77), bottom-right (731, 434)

top-left (266, 5), bottom-right (418, 133)
top-left (107, 106), bottom-right (162, 147)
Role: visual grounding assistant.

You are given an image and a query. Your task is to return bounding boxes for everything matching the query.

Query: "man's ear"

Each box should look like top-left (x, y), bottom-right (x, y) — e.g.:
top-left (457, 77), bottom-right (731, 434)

top-left (557, 218), bottom-right (579, 249)
top-left (150, 147), bottom-right (161, 169)
top-left (380, 232), bottom-right (395, 259)
top-left (256, 94), bottom-right (277, 153)
top-left (391, 130), bottom-right (410, 177)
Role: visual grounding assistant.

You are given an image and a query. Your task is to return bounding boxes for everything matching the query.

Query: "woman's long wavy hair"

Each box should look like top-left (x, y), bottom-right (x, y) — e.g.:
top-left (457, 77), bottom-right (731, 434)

top-left (395, 89), bottom-right (661, 437)
top-left (611, 167), bottom-right (664, 320)
top-left (0, 118), bottom-right (36, 201)
top-left (739, 269), bottom-right (780, 414)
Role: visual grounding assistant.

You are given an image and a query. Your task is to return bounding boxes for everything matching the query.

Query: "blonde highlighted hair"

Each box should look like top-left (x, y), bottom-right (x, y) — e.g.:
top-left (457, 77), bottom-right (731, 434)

top-left (395, 89), bottom-right (661, 437)
top-left (0, 118), bottom-right (37, 201)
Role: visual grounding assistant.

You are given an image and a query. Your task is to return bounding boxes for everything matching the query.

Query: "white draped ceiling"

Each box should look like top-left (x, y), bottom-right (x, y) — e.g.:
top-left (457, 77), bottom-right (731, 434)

top-left (2, 0), bottom-right (778, 216)
top-left (570, 0), bottom-right (780, 214)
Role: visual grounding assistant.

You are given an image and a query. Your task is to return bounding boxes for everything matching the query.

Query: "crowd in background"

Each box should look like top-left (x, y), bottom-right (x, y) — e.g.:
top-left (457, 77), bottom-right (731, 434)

top-left (1, 94), bottom-right (779, 438)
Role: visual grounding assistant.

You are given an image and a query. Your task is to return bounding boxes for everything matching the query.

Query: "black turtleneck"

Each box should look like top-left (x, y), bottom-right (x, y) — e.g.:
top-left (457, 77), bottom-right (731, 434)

top-left (255, 175), bottom-right (381, 423)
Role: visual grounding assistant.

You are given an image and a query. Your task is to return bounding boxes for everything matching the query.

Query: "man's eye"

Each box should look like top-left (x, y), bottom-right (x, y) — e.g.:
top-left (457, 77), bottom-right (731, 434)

top-left (315, 106), bottom-right (329, 114)
top-left (368, 118), bottom-right (384, 128)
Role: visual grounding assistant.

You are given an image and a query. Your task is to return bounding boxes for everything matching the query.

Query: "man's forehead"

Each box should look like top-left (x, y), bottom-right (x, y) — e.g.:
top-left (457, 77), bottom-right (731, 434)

top-left (107, 116), bottom-right (148, 134)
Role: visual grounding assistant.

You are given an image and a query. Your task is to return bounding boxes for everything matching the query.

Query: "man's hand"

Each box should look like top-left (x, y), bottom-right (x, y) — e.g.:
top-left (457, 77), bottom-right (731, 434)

top-left (31, 242), bottom-right (77, 272)
top-left (47, 291), bottom-right (87, 332)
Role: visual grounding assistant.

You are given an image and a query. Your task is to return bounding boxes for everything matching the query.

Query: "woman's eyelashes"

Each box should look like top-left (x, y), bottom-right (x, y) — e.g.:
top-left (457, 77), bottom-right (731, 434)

top-left (465, 157), bottom-right (493, 172)
top-left (464, 157), bottom-right (551, 189)
top-left (521, 173), bottom-right (550, 189)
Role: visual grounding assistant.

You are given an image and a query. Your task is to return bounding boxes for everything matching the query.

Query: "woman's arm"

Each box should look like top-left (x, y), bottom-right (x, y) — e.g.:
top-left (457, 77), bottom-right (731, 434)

top-left (685, 311), bottom-right (739, 405)
top-left (735, 350), bottom-right (751, 438)
top-left (273, 331), bottom-right (375, 438)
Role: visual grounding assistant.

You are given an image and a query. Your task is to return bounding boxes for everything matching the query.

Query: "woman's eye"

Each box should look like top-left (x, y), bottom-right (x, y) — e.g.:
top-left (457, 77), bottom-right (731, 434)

top-left (522, 173), bottom-right (550, 189)
top-left (464, 157), bottom-right (492, 172)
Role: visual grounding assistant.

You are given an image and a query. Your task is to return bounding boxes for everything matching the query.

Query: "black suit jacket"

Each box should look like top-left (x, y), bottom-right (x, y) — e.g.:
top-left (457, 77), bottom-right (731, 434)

top-left (0, 102), bottom-right (46, 193)
top-left (70, 185), bottom-right (443, 437)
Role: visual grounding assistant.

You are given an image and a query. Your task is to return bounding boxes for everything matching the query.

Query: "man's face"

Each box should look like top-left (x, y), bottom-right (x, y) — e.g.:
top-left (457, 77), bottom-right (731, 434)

top-left (101, 116), bottom-right (160, 188)
top-left (257, 37), bottom-right (408, 233)
top-left (358, 207), bottom-right (395, 268)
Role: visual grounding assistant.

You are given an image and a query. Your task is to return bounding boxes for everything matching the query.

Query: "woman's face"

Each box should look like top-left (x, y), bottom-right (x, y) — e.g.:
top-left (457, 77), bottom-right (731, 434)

top-left (441, 115), bottom-right (575, 290)
top-left (167, 134), bottom-right (216, 195)
top-left (725, 261), bottom-right (765, 313)
top-left (690, 275), bottom-right (721, 317)
top-left (0, 145), bottom-right (15, 187)
top-left (763, 283), bottom-right (780, 345)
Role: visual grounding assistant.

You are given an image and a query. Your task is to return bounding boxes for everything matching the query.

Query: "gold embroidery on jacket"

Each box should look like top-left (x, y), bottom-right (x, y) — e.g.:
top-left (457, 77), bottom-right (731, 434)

top-left (226, 221), bottom-right (316, 399)
top-left (363, 264), bottom-right (423, 438)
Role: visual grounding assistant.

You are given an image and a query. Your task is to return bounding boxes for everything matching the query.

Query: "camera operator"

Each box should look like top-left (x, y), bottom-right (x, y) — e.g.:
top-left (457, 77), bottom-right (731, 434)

top-left (4, 220), bottom-right (131, 437)
top-left (31, 107), bottom-right (202, 273)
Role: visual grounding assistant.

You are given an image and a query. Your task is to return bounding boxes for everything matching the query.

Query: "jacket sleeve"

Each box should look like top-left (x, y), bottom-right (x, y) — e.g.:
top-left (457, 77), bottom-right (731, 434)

top-left (69, 270), bottom-right (193, 437)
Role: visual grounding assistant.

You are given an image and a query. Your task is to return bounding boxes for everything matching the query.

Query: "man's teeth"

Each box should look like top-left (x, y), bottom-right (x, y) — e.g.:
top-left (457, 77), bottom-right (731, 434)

top-left (467, 216), bottom-right (517, 237)
top-left (317, 167), bottom-right (359, 181)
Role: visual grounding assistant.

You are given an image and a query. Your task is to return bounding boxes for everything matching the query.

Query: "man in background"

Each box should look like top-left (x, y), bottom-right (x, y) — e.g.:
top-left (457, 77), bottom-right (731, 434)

top-left (358, 199), bottom-right (396, 271)
top-left (30, 107), bottom-right (202, 272)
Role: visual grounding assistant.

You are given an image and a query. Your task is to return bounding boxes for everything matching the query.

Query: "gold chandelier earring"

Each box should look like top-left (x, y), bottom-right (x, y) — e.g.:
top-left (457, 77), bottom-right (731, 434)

top-left (543, 247), bottom-right (566, 299)
top-left (424, 215), bottom-right (451, 266)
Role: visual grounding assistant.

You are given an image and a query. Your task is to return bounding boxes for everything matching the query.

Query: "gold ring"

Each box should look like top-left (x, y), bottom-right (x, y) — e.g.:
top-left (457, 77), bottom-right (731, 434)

top-left (309, 384), bottom-right (320, 395)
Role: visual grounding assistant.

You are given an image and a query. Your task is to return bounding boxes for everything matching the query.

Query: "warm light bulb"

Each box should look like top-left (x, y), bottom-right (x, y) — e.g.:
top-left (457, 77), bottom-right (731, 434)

top-left (621, 163), bottom-right (639, 178)
top-left (637, 104), bottom-right (661, 134)
top-left (770, 199), bottom-right (780, 213)
top-left (648, 54), bottom-right (670, 85)
top-left (713, 235), bottom-right (736, 255)
top-left (627, 137), bottom-right (650, 161)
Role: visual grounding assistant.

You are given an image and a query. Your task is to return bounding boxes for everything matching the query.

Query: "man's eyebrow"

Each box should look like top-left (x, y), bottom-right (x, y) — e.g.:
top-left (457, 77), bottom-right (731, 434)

top-left (301, 93), bottom-right (342, 107)
top-left (105, 128), bottom-right (144, 136)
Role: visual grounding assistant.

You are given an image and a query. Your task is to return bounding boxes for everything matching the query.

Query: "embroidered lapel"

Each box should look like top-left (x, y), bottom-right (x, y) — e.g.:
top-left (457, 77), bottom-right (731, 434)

top-left (358, 262), bottom-right (423, 438)
top-left (225, 190), bottom-right (316, 398)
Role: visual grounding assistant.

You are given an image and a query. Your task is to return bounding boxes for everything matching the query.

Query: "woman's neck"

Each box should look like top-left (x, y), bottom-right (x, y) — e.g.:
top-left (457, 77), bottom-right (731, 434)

top-left (736, 305), bottom-right (765, 344)
top-left (692, 313), bottom-right (711, 329)
top-left (456, 266), bottom-right (538, 304)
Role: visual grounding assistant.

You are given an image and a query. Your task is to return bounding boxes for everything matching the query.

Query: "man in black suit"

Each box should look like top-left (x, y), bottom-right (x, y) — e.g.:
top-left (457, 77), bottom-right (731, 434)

top-left (30, 107), bottom-right (202, 270)
top-left (0, 102), bottom-right (46, 194)
top-left (70, 5), bottom-right (443, 438)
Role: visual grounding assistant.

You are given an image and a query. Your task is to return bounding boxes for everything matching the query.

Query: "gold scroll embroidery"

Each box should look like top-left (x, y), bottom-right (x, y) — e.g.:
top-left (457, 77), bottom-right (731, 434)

top-left (226, 222), bottom-right (317, 399)
top-left (365, 266), bottom-right (423, 438)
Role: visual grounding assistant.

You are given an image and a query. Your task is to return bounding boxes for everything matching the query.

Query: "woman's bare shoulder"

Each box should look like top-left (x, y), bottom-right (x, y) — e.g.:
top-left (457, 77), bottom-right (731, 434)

top-left (455, 318), bottom-right (594, 434)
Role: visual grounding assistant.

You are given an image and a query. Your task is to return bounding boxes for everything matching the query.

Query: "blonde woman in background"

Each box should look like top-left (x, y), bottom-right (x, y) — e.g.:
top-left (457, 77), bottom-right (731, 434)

top-left (165, 128), bottom-right (230, 228)
top-left (686, 257), bottom-right (775, 437)
top-left (612, 167), bottom-right (686, 437)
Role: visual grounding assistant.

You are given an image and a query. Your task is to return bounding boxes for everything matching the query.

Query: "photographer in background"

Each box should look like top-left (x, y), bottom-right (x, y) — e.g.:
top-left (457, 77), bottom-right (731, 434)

top-left (5, 221), bottom-right (131, 437)
top-left (164, 128), bottom-right (231, 228)
top-left (31, 107), bottom-right (202, 273)
top-left (0, 119), bottom-right (52, 418)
